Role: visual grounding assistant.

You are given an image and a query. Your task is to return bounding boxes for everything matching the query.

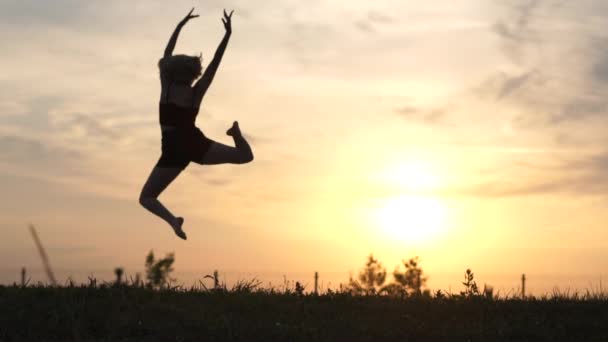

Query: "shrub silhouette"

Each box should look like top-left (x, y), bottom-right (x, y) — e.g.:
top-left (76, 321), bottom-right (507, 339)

top-left (348, 254), bottom-right (387, 295)
top-left (392, 257), bottom-right (428, 296)
top-left (145, 250), bottom-right (175, 289)
top-left (349, 254), bottom-right (430, 297)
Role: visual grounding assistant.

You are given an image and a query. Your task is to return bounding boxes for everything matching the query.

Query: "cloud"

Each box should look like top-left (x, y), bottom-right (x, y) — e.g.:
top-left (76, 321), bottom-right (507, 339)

top-left (0, 135), bottom-right (81, 164)
top-left (492, 0), bottom-right (542, 64)
top-left (449, 179), bottom-right (571, 198)
top-left (589, 38), bottom-right (608, 84)
top-left (0, 135), bottom-right (89, 186)
top-left (0, 101), bottom-right (146, 201)
top-left (0, 0), bottom-right (93, 28)
top-left (62, 114), bottom-right (122, 141)
top-left (354, 20), bottom-right (375, 33)
top-left (367, 11), bottom-right (394, 24)
top-left (456, 175), bottom-right (608, 198)
top-left (0, 94), bottom-right (129, 155)
top-left (479, 0), bottom-right (608, 131)
top-left (495, 70), bottom-right (539, 100)
top-left (354, 10), bottom-right (394, 33)
top-left (492, 0), bottom-right (540, 42)
top-left (442, 149), bottom-right (608, 198)
top-left (394, 106), bottom-right (448, 124)
top-left (548, 98), bottom-right (608, 125)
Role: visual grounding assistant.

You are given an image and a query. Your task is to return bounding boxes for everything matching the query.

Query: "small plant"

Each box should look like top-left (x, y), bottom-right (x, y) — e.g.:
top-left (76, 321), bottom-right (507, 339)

top-left (295, 281), bottom-right (305, 296)
top-left (435, 289), bottom-right (446, 299)
top-left (230, 278), bottom-right (263, 293)
top-left (461, 269), bottom-right (479, 297)
top-left (460, 269), bottom-right (494, 299)
top-left (145, 250), bottom-right (175, 289)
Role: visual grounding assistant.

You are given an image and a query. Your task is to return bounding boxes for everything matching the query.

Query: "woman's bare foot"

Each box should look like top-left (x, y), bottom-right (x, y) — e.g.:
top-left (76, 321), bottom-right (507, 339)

top-left (171, 217), bottom-right (187, 240)
top-left (226, 121), bottom-right (241, 137)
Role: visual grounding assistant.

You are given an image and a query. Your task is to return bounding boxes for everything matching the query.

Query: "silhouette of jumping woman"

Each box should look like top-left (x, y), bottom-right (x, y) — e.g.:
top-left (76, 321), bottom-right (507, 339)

top-left (139, 8), bottom-right (253, 240)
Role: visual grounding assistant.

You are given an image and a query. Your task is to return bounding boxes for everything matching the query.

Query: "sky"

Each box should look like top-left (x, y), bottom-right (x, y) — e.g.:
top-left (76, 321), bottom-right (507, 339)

top-left (1, 0), bottom-right (607, 294)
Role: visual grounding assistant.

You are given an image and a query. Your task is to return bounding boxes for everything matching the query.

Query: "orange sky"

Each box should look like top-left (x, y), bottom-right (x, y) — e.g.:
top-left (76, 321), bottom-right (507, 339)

top-left (1, 0), bottom-right (607, 294)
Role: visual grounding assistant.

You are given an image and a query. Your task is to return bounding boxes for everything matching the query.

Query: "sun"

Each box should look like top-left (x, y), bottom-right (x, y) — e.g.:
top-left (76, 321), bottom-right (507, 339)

top-left (368, 160), bottom-right (449, 243)
top-left (372, 195), bottom-right (448, 243)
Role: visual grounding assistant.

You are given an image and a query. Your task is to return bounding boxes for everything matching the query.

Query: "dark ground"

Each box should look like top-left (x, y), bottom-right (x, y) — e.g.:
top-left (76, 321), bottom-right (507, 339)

top-left (1, 285), bottom-right (607, 341)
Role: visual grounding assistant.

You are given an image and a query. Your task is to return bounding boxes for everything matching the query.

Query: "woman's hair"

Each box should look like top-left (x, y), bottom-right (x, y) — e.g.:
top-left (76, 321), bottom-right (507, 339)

top-left (158, 54), bottom-right (202, 84)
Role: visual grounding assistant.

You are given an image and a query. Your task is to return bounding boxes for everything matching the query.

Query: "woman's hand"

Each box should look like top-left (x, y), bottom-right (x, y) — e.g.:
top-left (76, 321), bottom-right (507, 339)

top-left (222, 9), bottom-right (234, 34)
top-left (180, 8), bottom-right (199, 25)
top-left (164, 8), bottom-right (199, 58)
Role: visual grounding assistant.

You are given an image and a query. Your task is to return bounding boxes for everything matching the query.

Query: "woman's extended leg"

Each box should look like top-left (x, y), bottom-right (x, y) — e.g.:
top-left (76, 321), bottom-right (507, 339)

top-left (197, 121), bottom-right (254, 165)
top-left (139, 166), bottom-right (187, 240)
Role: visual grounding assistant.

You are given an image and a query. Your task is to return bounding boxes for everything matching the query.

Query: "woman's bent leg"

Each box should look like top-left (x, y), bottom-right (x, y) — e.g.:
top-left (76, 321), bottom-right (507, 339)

top-left (197, 122), bottom-right (254, 165)
top-left (139, 166), bottom-right (186, 239)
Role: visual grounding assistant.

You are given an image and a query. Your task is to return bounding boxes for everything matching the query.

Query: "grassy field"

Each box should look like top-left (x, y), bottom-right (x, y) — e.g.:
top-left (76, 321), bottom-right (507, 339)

top-left (1, 284), bottom-right (607, 342)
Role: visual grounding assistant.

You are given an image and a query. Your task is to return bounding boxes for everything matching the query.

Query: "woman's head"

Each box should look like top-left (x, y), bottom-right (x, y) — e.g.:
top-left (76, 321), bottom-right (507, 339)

top-left (158, 54), bottom-right (202, 84)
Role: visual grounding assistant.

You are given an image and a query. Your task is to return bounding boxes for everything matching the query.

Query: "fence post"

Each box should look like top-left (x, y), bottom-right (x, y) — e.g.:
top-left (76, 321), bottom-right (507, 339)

top-left (114, 267), bottom-right (124, 285)
top-left (21, 267), bottom-right (26, 286)
top-left (521, 274), bottom-right (526, 299)
top-left (213, 270), bottom-right (219, 289)
top-left (314, 271), bottom-right (319, 295)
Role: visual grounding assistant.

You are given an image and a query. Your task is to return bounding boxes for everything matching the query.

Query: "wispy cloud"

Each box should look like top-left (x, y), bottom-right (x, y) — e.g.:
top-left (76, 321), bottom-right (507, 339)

top-left (394, 106), bottom-right (448, 124)
top-left (0, 135), bottom-right (82, 172)
top-left (492, 0), bottom-right (542, 64)
top-left (442, 149), bottom-right (608, 198)
top-left (354, 10), bottom-right (394, 33)
top-left (494, 70), bottom-right (540, 101)
top-left (64, 114), bottom-right (122, 140)
top-left (484, 0), bottom-right (608, 130)
top-left (0, 0), bottom-right (95, 28)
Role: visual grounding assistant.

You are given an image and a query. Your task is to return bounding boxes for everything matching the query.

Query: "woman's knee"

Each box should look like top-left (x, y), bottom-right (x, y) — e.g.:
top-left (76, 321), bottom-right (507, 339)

top-left (238, 150), bottom-right (254, 164)
top-left (139, 192), bottom-right (156, 207)
top-left (138, 195), bottom-right (148, 207)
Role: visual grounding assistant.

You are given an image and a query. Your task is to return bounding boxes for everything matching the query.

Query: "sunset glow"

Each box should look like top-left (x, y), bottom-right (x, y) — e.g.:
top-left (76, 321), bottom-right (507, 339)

top-left (1, 0), bottom-right (608, 296)
top-left (372, 195), bottom-right (449, 243)
top-left (383, 161), bottom-right (442, 192)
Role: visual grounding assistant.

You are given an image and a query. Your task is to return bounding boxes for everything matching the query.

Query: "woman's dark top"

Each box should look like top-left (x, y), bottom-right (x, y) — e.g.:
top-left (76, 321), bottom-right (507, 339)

top-left (159, 82), bottom-right (199, 127)
top-left (156, 82), bottom-right (213, 169)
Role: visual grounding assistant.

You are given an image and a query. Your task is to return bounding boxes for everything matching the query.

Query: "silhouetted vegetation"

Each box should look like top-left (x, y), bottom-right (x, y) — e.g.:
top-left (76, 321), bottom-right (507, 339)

top-left (4, 251), bottom-right (608, 340)
top-left (391, 256), bottom-right (429, 296)
top-left (347, 254), bottom-right (387, 295)
top-left (459, 268), bottom-right (495, 299)
top-left (144, 250), bottom-right (175, 289)
top-left (347, 254), bottom-right (431, 297)
top-left (114, 267), bottom-right (124, 286)
top-left (2, 280), bottom-right (608, 341)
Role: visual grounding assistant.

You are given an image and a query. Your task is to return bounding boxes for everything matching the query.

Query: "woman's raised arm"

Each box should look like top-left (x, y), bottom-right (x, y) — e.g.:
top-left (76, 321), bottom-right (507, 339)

top-left (164, 8), bottom-right (199, 58)
top-left (193, 10), bottom-right (233, 101)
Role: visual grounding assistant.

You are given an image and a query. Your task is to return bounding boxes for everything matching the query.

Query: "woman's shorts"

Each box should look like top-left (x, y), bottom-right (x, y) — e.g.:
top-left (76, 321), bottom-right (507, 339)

top-left (156, 127), bottom-right (213, 169)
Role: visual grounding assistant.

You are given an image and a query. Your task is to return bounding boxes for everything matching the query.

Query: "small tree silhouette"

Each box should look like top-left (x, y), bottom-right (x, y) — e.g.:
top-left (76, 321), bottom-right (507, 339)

top-left (114, 267), bottom-right (124, 286)
top-left (392, 257), bottom-right (428, 296)
top-left (461, 268), bottom-right (479, 297)
top-left (348, 254), bottom-right (387, 295)
top-left (145, 250), bottom-right (175, 289)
